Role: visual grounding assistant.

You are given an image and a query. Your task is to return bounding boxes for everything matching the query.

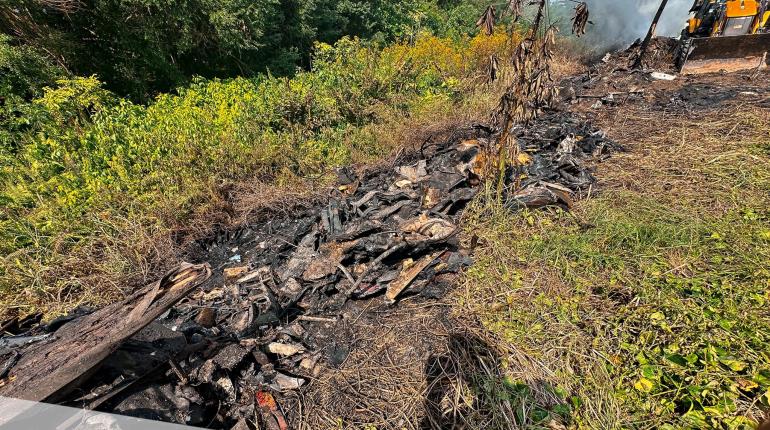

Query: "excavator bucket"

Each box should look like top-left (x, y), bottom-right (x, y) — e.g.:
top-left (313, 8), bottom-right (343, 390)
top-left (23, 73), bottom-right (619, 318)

top-left (680, 33), bottom-right (770, 74)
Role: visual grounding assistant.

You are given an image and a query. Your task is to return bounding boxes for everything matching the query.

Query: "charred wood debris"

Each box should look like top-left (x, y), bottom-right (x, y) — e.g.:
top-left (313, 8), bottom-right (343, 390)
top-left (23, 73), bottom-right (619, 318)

top-left (559, 38), bottom-right (769, 112)
top-left (0, 111), bottom-right (616, 428)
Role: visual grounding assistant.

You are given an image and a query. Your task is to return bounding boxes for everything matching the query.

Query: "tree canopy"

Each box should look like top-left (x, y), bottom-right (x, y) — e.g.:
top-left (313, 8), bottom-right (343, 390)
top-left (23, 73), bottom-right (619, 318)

top-left (0, 0), bottom-right (492, 100)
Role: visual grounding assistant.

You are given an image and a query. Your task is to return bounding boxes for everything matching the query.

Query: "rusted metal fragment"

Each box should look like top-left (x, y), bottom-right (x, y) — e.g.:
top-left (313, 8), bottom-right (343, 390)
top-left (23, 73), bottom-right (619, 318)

top-left (256, 391), bottom-right (288, 430)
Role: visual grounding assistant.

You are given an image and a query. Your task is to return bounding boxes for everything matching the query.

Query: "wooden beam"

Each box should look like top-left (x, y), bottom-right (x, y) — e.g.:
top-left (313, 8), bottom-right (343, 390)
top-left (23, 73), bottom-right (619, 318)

top-left (0, 262), bottom-right (211, 402)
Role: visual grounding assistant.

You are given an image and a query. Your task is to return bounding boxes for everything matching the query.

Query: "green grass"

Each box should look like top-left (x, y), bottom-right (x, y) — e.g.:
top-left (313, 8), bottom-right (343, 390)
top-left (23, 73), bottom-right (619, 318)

top-left (460, 110), bottom-right (770, 428)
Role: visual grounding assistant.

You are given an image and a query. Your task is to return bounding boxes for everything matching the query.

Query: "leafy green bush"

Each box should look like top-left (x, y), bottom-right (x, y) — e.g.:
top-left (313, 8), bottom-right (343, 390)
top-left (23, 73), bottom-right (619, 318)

top-left (0, 32), bottom-right (509, 315)
top-left (0, 35), bottom-right (64, 153)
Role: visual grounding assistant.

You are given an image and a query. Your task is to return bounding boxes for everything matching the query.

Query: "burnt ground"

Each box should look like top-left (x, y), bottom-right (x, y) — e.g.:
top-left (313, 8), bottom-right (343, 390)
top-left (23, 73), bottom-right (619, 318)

top-left (2, 40), bottom-right (769, 430)
top-left (75, 113), bottom-right (610, 430)
top-left (560, 37), bottom-right (770, 115)
top-left (0, 110), bottom-right (613, 429)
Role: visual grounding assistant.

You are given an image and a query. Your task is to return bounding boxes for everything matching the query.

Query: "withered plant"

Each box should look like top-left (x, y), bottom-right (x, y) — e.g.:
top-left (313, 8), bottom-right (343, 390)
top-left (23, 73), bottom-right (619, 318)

top-left (571, 1), bottom-right (590, 36)
top-left (476, 5), bottom-right (496, 36)
top-left (505, 0), bottom-right (524, 21)
top-left (480, 0), bottom-right (561, 198)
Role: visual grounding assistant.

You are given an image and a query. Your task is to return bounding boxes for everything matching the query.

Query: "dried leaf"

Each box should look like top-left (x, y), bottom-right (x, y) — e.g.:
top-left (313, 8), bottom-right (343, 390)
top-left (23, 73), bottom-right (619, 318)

top-left (476, 5), bottom-right (496, 36)
top-left (572, 2), bottom-right (590, 36)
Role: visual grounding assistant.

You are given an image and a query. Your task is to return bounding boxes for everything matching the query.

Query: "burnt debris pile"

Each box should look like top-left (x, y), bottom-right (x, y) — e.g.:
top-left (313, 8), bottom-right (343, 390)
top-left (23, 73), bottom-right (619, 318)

top-left (0, 114), bottom-right (614, 429)
top-left (507, 112), bottom-right (616, 209)
top-left (557, 37), bottom-right (681, 110)
top-left (622, 37), bottom-right (679, 71)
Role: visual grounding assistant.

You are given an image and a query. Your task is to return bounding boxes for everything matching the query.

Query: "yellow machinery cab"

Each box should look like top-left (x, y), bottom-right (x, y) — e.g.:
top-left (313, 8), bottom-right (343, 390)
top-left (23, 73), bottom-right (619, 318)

top-left (722, 0), bottom-right (760, 35)
top-left (687, 0), bottom-right (769, 36)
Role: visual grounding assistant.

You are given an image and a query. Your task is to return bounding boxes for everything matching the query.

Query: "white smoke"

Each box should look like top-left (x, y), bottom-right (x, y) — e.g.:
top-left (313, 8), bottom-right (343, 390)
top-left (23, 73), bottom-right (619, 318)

top-left (555, 0), bottom-right (694, 50)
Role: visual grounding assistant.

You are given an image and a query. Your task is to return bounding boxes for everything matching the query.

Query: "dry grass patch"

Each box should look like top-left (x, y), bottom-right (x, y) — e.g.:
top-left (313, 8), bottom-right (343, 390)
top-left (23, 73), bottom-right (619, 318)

top-left (294, 299), bottom-right (521, 430)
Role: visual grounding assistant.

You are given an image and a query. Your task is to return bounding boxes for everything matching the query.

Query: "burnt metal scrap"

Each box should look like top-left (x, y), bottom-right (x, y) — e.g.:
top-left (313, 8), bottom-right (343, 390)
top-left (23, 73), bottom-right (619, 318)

top-left (0, 115), bottom-right (614, 429)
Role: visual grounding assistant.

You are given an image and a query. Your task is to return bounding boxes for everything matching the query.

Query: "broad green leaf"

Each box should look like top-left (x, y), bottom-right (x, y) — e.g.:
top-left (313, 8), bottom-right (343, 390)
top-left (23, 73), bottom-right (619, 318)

top-left (719, 358), bottom-right (748, 372)
top-left (753, 370), bottom-right (770, 386)
top-left (723, 416), bottom-right (757, 429)
top-left (641, 365), bottom-right (659, 379)
top-left (682, 410), bottom-right (708, 427)
top-left (665, 354), bottom-right (688, 367)
top-left (760, 389), bottom-right (770, 407)
top-left (634, 377), bottom-right (654, 393)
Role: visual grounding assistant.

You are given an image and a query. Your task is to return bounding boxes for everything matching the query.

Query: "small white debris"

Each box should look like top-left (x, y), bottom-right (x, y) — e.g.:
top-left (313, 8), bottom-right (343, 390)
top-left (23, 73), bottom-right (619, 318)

top-left (216, 376), bottom-right (237, 402)
top-left (556, 134), bottom-right (577, 155)
top-left (395, 159), bottom-right (428, 182)
top-left (272, 372), bottom-right (305, 391)
top-left (650, 72), bottom-right (676, 81)
top-left (300, 353), bottom-right (321, 372)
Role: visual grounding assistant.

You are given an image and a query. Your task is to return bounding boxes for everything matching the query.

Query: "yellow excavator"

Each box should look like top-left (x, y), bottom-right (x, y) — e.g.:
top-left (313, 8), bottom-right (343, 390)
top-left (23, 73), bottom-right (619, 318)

top-left (678, 0), bottom-right (770, 73)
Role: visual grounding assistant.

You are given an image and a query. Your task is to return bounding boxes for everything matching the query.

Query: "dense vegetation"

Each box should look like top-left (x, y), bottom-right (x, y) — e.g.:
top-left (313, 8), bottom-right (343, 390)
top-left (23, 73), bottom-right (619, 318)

top-left (0, 0), bottom-right (512, 315)
top-left (0, 0), bottom-right (493, 100)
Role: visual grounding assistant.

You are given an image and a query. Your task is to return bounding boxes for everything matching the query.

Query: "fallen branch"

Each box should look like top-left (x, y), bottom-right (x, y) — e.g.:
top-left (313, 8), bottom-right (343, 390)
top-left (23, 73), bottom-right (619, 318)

top-left (297, 315), bottom-right (338, 323)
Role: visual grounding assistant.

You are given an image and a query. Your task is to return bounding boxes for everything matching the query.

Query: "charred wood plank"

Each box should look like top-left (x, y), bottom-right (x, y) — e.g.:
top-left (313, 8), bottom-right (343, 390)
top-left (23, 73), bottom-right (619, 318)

top-left (0, 262), bottom-right (211, 402)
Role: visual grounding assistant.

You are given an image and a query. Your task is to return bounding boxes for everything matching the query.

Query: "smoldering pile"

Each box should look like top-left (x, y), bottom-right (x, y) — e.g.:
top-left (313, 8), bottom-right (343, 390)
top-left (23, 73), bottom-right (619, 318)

top-left (616, 36), bottom-right (679, 71)
top-left (557, 37), bottom-right (681, 110)
top-left (0, 114), bottom-right (615, 429)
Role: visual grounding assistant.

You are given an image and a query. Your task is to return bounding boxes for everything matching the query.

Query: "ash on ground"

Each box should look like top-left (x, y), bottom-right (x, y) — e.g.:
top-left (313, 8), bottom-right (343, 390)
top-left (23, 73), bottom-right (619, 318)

top-left (0, 112), bottom-right (615, 429)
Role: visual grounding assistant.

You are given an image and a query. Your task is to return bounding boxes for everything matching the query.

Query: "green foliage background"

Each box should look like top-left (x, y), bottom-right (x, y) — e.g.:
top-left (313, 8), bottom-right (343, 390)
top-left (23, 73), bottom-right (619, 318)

top-left (0, 0), bottom-right (492, 100)
top-left (0, 5), bottom-right (511, 312)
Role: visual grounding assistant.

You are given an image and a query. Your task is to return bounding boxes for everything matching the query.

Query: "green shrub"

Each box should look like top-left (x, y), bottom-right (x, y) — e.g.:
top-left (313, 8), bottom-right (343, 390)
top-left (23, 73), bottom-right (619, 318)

top-left (0, 35), bottom-right (64, 155)
top-left (0, 32), bottom-right (510, 315)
